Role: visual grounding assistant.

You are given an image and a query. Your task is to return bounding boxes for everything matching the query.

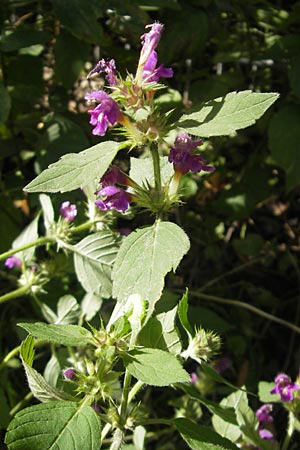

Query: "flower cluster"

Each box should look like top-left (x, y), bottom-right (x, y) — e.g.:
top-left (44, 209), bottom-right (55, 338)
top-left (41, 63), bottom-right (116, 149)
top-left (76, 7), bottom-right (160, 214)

top-left (255, 404), bottom-right (274, 441)
top-left (270, 373), bottom-right (300, 402)
top-left (85, 22), bottom-right (172, 138)
top-left (95, 166), bottom-right (131, 213)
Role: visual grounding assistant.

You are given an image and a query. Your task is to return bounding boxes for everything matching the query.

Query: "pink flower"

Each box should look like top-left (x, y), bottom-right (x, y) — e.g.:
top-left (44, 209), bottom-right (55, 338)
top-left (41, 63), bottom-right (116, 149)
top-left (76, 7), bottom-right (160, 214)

top-left (88, 58), bottom-right (118, 86)
top-left (271, 373), bottom-right (300, 402)
top-left (95, 186), bottom-right (131, 213)
top-left (143, 50), bottom-right (173, 83)
top-left (60, 201), bottom-right (77, 222)
top-left (5, 255), bottom-right (22, 269)
top-left (85, 91), bottom-right (122, 136)
top-left (168, 132), bottom-right (215, 175)
top-left (139, 22), bottom-right (164, 68)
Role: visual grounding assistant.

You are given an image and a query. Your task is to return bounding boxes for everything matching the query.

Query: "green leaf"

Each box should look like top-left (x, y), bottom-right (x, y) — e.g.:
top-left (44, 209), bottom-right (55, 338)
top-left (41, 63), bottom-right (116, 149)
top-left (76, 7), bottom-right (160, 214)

top-left (258, 381), bottom-right (280, 403)
top-left (0, 29), bottom-right (50, 52)
top-left (129, 156), bottom-right (173, 187)
top-left (181, 385), bottom-right (238, 427)
top-left (174, 418), bottom-right (239, 450)
top-left (138, 300), bottom-right (181, 354)
top-left (18, 322), bottom-right (94, 347)
top-left (81, 293), bottom-right (103, 321)
top-left (52, 0), bottom-right (108, 45)
top-left (12, 215), bottom-right (39, 263)
top-left (20, 336), bottom-right (71, 402)
top-left (212, 391), bottom-right (244, 442)
top-left (56, 295), bottom-right (80, 324)
top-left (0, 83), bottom-right (11, 124)
top-left (5, 401), bottom-right (101, 450)
top-left (178, 289), bottom-right (194, 338)
top-left (74, 231), bottom-right (120, 297)
top-left (234, 389), bottom-right (274, 450)
top-left (24, 141), bottom-right (119, 193)
top-left (178, 91), bottom-right (279, 137)
top-left (54, 30), bottom-right (90, 89)
top-left (268, 104), bottom-right (300, 190)
top-left (123, 348), bottom-right (190, 386)
top-left (112, 221), bottom-right (190, 315)
top-left (39, 194), bottom-right (55, 231)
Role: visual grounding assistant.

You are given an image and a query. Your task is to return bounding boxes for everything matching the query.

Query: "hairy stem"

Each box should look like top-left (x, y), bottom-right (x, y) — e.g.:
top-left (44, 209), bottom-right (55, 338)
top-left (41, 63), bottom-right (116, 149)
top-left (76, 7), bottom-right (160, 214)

top-left (150, 143), bottom-right (162, 193)
top-left (282, 411), bottom-right (295, 450)
top-left (0, 285), bottom-right (29, 305)
top-left (0, 236), bottom-right (53, 261)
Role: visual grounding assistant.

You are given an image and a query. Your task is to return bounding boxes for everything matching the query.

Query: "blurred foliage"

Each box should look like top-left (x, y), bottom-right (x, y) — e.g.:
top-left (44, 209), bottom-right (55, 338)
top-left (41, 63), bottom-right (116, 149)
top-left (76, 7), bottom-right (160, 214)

top-left (1, 0), bottom-right (300, 447)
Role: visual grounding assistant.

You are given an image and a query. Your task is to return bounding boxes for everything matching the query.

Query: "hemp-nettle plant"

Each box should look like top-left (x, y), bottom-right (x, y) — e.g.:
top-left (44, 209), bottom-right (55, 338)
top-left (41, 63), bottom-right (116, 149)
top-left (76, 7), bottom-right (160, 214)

top-left (3, 22), bottom-right (294, 450)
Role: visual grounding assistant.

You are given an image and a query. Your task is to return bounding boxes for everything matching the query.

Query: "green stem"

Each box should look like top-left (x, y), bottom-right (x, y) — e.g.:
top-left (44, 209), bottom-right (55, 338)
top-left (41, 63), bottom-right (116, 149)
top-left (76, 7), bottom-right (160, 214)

top-left (128, 380), bottom-right (144, 403)
top-left (0, 339), bottom-right (46, 372)
top-left (119, 369), bottom-right (132, 428)
top-left (10, 392), bottom-right (33, 417)
top-left (0, 285), bottom-right (29, 305)
top-left (151, 143), bottom-right (162, 193)
top-left (0, 236), bottom-right (53, 261)
top-left (282, 411), bottom-right (295, 450)
top-left (185, 290), bottom-right (300, 335)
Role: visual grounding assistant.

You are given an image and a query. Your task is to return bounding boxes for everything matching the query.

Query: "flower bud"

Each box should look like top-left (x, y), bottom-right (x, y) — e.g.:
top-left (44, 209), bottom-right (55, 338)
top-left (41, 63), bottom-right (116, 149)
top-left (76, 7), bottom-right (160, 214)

top-left (181, 328), bottom-right (221, 364)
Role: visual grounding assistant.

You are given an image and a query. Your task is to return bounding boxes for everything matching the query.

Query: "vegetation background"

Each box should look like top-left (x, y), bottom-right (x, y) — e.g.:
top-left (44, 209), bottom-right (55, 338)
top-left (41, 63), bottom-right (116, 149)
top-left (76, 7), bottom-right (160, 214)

top-left (1, 0), bottom-right (300, 447)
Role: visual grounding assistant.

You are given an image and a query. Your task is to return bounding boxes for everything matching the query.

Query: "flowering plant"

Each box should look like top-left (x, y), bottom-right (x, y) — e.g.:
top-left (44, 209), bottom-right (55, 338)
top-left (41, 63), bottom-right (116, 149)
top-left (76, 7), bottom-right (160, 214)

top-left (1, 21), bottom-right (287, 450)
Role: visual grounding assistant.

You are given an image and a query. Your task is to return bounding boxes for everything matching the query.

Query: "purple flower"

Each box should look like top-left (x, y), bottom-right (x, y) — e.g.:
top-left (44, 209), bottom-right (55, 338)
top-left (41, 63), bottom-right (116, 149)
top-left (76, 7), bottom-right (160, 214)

top-left (95, 186), bottom-right (131, 213)
top-left (100, 166), bottom-right (127, 188)
top-left (139, 22), bottom-right (164, 67)
top-left (88, 58), bottom-right (118, 86)
top-left (85, 91), bottom-right (122, 136)
top-left (63, 367), bottom-right (77, 380)
top-left (259, 428), bottom-right (274, 440)
top-left (143, 50), bottom-right (173, 82)
top-left (5, 255), bottom-right (22, 269)
top-left (60, 201), bottom-right (77, 222)
top-left (270, 373), bottom-right (300, 402)
top-left (256, 404), bottom-right (273, 424)
top-left (190, 372), bottom-right (198, 384)
top-left (168, 132), bottom-right (215, 175)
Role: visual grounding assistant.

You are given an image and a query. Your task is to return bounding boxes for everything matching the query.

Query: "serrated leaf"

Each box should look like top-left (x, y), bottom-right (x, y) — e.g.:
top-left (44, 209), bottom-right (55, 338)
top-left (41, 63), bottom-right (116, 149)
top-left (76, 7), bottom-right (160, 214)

top-left (39, 194), bottom-right (54, 231)
top-left (24, 141), bottom-right (119, 193)
top-left (123, 348), bottom-right (190, 386)
top-left (178, 289), bottom-right (194, 338)
top-left (5, 401), bottom-right (101, 450)
top-left (20, 337), bottom-right (70, 402)
top-left (212, 391), bottom-right (244, 442)
top-left (138, 302), bottom-right (181, 354)
top-left (174, 418), bottom-right (239, 450)
top-left (56, 295), bottom-right (80, 324)
top-left (234, 389), bottom-right (275, 450)
top-left (74, 231), bottom-right (120, 297)
top-left (81, 293), bottom-right (103, 321)
top-left (181, 385), bottom-right (238, 426)
top-left (112, 221), bottom-right (190, 315)
top-left (12, 215), bottom-right (39, 262)
top-left (18, 322), bottom-right (94, 347)
top-left (178, 91), bottom-right (279, 137)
